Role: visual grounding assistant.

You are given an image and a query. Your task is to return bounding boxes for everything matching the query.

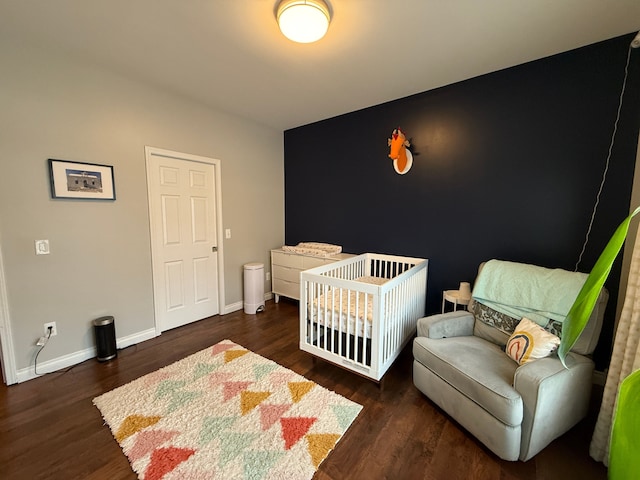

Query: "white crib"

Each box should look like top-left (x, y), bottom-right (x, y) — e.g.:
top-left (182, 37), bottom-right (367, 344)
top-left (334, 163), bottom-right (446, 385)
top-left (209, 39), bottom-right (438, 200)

top-left (300, 253), bottom-right (428, 382)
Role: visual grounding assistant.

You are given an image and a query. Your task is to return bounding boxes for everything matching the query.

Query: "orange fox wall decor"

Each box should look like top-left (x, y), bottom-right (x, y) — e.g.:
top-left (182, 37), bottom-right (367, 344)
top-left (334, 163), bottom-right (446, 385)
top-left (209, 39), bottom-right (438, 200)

top-left (387, 128), bottom-right (413, 174)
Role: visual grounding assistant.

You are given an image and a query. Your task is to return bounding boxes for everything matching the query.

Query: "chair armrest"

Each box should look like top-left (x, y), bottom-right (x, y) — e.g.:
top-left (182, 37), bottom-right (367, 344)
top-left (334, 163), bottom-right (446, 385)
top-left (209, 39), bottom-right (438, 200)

top-left (513, 353), bottom-right (594, 461)
top-left (416, 310), bottom-right (475, 339)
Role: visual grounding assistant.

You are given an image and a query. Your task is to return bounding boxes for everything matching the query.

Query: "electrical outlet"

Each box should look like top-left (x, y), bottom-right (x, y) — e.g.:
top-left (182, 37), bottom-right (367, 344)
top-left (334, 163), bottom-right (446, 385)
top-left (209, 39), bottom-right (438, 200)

top-left (44, 321), bottom-right (57, 337)
top-left (35, 239), bottom-right (50, 255)
top-left (266, 271), bottom-right (270, 281)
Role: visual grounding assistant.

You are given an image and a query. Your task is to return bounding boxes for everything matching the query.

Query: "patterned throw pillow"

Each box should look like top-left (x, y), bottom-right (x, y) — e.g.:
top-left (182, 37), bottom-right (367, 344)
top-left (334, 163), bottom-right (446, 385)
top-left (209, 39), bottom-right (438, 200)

top-left (470, 300), bottom-right (520, 335)
top-left (471, 300), bottom-right (565, 338)
top-left (506, 317), bottom-right (561, 365)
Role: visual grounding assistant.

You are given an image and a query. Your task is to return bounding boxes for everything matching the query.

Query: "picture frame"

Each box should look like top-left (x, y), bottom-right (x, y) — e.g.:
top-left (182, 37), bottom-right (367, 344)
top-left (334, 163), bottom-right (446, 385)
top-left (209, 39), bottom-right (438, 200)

top-left (48, 159), bottom-right (116, 200)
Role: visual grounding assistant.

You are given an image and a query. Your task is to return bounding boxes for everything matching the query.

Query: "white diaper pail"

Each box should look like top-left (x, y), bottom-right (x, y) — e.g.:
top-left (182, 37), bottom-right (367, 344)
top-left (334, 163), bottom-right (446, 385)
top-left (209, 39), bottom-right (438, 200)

top-left (243, 262), bottom-right (265, 314)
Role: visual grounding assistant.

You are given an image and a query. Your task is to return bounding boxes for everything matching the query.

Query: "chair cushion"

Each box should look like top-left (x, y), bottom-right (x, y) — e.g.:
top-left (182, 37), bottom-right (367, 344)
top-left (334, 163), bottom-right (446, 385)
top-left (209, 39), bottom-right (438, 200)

top-left (413, 336), bottom-right (522, 426)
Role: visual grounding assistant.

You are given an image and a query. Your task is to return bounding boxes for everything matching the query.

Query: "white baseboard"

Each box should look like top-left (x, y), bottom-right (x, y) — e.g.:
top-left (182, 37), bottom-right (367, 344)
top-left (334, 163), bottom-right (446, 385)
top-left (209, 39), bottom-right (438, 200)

top-left (223, 301), bottom-right (244, 315)
top-left (116, 328), bottom-right (157, 350)
top-left (15, 295), bottom-right (277, 383)
top-left (16, 328), bottom-right (157, 383)
top-left (222, 293), bottom-right (272, 315)
top-left (17, 345), bottom-right (96, 383)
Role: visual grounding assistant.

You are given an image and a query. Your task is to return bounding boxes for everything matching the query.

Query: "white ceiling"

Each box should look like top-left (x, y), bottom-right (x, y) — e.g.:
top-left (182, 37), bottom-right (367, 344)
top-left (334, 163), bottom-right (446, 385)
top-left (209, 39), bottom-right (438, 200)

top-left (1, 1), bottom-right (639, 131)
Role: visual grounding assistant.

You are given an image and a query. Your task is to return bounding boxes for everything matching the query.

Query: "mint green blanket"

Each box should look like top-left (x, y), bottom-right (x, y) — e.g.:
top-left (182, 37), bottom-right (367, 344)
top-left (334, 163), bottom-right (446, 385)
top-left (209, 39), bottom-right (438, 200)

top-left (472, 260), bottom-right (588, 327)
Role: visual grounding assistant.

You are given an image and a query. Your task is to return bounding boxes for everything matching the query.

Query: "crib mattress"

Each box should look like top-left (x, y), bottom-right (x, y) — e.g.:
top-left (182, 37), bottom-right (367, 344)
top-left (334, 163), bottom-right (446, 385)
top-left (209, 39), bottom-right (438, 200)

top-left (310, 276), bottom-right (387, 337)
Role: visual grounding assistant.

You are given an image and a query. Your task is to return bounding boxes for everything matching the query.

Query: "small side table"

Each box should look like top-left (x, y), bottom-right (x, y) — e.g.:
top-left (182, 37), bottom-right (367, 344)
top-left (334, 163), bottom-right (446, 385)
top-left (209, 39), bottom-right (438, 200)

top-left (442, 290), bottom-right (471, 313)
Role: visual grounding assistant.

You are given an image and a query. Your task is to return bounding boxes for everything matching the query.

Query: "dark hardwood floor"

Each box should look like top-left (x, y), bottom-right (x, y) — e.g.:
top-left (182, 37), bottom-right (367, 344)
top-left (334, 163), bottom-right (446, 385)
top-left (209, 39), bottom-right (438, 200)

top-left (1, 299), bottom-right (608, 479)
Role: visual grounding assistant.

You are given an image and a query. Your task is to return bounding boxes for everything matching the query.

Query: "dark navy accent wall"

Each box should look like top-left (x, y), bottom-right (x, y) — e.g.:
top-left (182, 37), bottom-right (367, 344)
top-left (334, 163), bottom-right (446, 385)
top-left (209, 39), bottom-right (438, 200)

top-left (284, 34), bottom-right (640, 369)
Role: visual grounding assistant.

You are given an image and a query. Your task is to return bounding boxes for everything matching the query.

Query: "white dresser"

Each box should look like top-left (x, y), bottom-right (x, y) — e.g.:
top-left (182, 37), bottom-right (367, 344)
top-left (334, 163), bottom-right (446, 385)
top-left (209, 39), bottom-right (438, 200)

top-left (270, 249), bottom-right (353, 302)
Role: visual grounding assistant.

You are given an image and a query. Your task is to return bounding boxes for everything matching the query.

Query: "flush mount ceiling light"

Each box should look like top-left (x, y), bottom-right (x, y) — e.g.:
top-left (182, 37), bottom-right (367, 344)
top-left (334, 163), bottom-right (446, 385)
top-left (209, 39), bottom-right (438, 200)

top-left (277, 0), bottom-right (331, 43)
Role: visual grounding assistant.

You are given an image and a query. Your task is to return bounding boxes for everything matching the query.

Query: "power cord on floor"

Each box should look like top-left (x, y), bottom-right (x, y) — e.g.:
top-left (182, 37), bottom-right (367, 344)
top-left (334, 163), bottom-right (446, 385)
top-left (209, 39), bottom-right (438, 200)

top-left (34, 326), bottom-right (53, 376)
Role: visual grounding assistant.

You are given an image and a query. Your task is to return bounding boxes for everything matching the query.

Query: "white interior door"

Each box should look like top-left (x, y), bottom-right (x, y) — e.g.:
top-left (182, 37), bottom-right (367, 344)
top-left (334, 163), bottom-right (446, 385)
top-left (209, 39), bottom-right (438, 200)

top-left (0, 241), bottom-right (17, 384)
top-left (146, 147), bottom-right (222, 332)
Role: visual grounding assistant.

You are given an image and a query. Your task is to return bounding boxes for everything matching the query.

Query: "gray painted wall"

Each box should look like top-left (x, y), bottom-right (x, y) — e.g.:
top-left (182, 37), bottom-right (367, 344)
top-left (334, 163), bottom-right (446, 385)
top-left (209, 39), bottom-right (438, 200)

top-left (0, 43), bottom-right (284, 374)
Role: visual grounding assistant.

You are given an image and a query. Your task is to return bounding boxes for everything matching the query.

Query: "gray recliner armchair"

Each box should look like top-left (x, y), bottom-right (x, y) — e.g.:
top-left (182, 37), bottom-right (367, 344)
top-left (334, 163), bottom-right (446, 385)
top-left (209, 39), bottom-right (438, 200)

top-left (412, 260), bottom-right (608, 461)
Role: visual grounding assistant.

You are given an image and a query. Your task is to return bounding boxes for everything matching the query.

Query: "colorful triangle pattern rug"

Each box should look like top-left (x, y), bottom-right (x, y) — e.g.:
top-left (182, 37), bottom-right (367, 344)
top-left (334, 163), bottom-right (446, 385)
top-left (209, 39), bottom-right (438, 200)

top-left (93, 340), bottom-right (362, 480)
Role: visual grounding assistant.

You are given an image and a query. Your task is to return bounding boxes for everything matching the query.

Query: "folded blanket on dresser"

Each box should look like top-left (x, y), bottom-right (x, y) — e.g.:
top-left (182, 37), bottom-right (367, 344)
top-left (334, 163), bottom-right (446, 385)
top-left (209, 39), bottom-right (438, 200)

top-left (472, 259), bottom-right (587, 326)
top-left (282, 242), bottom-right (342, 257)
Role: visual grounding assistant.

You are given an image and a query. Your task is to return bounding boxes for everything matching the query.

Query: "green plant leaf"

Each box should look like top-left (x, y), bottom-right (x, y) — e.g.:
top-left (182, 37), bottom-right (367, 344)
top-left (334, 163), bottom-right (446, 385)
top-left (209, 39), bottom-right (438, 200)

top-left (609, 368), bottom-right (640, 479)
top-left (558, 206), bottom-right (640, 367)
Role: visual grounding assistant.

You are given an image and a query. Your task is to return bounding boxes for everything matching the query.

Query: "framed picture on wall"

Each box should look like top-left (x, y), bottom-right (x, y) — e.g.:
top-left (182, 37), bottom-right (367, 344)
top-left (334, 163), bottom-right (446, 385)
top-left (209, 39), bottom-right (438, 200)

top-left (48, 159), bottom-right (116, 200)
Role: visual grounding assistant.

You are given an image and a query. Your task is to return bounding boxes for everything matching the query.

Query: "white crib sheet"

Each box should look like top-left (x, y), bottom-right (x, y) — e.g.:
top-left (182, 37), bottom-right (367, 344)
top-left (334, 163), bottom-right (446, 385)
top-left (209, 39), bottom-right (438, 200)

top-left (310, 276), bottom-right (387, 338)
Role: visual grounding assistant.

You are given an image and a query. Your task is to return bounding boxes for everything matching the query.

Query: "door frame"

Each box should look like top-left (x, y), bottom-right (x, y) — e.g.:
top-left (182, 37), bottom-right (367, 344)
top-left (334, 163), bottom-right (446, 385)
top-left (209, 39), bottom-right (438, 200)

top-left (145, 146), bottom-right (225, 336)
top-left (0, 240), bottom-right (17, 385)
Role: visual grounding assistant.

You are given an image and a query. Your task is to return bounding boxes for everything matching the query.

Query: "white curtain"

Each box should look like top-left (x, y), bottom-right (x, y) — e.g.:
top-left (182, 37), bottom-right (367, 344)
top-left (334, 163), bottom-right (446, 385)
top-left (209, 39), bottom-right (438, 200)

top-left (590, 226), bottom-right (640, 464)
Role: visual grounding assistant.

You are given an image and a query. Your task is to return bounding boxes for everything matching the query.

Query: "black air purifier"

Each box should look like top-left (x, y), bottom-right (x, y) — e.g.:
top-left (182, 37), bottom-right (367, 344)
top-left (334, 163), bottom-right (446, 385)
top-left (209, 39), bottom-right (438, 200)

top-left (93, 316), bottom-right (117, 361)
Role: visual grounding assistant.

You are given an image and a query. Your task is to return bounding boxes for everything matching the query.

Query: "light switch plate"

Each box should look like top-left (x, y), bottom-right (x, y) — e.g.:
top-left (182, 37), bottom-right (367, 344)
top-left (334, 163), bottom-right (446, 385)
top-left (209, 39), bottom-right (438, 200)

top-left (35, 239), bottom-right (50, 255)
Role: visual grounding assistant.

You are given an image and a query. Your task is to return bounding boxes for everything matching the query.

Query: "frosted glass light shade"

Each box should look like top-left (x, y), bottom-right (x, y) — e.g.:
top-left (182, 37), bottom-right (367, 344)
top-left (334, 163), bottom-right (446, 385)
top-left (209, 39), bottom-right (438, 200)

top-left (277, 0), bottom-right (331, 43)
